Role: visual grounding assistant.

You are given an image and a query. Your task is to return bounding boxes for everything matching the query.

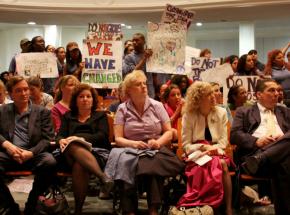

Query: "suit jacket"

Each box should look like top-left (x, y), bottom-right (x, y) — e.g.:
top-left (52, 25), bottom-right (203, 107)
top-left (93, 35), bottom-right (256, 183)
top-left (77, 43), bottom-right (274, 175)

top-left (182, 106), bottom-right (228, 154)
top-left (230, 103), bottom-right (290, 160)
top-left (0, 103), bottom-right (54, 155)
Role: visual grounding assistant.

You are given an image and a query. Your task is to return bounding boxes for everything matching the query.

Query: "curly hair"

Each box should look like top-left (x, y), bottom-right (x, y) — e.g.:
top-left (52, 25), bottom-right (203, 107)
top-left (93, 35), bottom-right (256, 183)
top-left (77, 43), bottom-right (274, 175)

top-left (183, 81), bottom-right (214, 114)
top-left (70, 83), bottom-right (98, 116)
top-left (122, 70), bottom-right (147, 97)
top-left (264, 49), bottom-right (283, 76)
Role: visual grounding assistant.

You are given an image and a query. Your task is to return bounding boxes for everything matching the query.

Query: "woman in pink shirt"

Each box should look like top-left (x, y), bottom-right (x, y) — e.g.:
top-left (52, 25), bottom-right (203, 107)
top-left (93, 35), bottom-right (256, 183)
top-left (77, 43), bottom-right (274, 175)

top-left (51, 75), bottom-right (79, 133)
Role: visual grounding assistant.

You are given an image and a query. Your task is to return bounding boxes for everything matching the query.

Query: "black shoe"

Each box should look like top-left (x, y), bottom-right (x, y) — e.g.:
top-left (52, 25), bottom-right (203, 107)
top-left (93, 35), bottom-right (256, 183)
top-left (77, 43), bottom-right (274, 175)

top-left (242, 154), bottom-right (265, 175)
top-left (101, 178), bottom-right (114, 195)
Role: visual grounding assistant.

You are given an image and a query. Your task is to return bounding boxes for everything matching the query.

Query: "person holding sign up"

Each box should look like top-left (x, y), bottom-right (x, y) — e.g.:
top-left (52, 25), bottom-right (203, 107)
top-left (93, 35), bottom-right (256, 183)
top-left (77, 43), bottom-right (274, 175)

top-left (64, 42), bottom-right (85, 81)
top-left (122, 33), bottom-right (155, 98)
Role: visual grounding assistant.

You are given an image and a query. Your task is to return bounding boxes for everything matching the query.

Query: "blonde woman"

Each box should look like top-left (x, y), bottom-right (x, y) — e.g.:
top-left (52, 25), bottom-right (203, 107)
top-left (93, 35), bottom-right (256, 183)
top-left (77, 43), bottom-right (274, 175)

top-left (177, 81), bottom-right (233, 215)
top-left (105, 70), bottom-right (184, 215)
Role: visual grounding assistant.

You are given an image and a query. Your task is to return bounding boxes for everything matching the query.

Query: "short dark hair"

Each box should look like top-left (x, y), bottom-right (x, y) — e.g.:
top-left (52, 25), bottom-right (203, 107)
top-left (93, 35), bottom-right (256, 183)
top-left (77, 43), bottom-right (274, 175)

top-left (133, 33), bottom-right (145, 41)
top-left (227, 85), bottom-right (242, 105)
top-left (248, 49), bottom-right (257, 55)
top-left (255, 79), bottom-right (276, 93)
top-left (287, 52), bottom-right (290, 58)
top-left (70, 83), bottom-right (98, 115)
top-left (6, 76), bottom-right (26, 93)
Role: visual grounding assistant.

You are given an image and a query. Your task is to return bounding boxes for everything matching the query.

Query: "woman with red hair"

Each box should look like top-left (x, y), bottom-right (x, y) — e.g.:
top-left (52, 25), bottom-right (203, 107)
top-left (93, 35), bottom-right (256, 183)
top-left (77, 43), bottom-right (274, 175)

top-left (264, 49), bottom-right (290, 101)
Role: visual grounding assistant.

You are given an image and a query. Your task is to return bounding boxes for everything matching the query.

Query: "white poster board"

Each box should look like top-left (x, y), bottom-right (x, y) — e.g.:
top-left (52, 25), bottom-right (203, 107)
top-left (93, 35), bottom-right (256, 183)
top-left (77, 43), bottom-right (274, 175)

top-left (190, 57), bottom-right (221, 80)
top-left (15, 53), bottom-right (58, 78)
top-left (147, 22), bottom-right (186, 75)
top-left (223, 75), bottom-right (260, 105)
top-left (81, 39), bottom-right (122, 88)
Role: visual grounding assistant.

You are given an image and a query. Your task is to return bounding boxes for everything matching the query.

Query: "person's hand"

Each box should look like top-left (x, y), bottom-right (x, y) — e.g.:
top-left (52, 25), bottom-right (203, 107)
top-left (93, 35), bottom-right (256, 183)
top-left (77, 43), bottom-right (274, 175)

top-left (2, 141), bottom-right (23, 158)
top-left (132, 141), bottom-right (148, 149)
top-left (256, 136), bottom-right (277, 147)
top-left (206, 149), bottom-right (219, 156)
top-left (79, 62), bottom-right (85, 70)
top-left (148, 139), bottom-right (161, 150)
top-left (144, 49), bottom-right (153, 59)
top-left (59, 138), bottom-right (70, 151)
top-left (19, 150), bottom-right (33, 163)
top-left (12, 153), bottom-right (23, 164)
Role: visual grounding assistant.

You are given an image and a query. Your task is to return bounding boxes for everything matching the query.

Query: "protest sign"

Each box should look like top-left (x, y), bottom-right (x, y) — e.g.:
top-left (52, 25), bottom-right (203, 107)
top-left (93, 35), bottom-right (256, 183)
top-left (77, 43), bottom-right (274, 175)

top-left (185, 46), bottom-right (201, 74)
top-left (147, 22), bottom-right (186, 75)
top-left (15, 53), bottom-right (58, 78)
top-left (87, 23), bottom-right (122, 41)
top-left (223, 75), bottom-right (260, 105)
top-left (190, 57), bottom-right (221, 80)
top-left (81, 39), bottom-right (122, 88)
top-left (200, 63), bottom-right (234, 86)
top-left (161, 4), bottom-right (194, 29)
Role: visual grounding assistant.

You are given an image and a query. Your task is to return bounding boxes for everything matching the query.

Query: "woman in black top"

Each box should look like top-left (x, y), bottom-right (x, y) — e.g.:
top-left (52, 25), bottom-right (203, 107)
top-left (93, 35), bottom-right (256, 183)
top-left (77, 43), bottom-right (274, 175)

top-left (57, 83), bottom-right (112, 215)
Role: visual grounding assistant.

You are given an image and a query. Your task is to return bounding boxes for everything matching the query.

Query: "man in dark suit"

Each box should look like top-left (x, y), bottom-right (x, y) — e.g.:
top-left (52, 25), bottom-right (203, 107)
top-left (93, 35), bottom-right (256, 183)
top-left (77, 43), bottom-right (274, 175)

top-left (231, 78), bottom-right (290, 215)
top-left (0, 76), bottom-right (56, 215)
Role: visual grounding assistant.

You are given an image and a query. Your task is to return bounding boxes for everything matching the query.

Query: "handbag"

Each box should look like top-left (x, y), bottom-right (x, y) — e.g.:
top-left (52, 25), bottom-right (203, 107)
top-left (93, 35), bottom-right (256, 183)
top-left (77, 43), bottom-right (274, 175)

top-left (34, 186), bottom-right (70, 215)
top-left (168, 205), bottom-right (214, 215)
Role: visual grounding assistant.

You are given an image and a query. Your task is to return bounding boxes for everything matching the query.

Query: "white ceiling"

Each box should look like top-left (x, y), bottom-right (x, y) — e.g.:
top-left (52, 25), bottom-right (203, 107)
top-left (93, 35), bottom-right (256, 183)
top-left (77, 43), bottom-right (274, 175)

top-left (0, 0), bottom-right (289, 27)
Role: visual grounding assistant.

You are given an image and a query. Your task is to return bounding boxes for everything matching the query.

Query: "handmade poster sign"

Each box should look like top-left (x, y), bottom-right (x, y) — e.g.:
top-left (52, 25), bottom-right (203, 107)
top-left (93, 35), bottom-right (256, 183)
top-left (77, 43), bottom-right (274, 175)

top-left (223, 75), bottom-right (260, 104)
top-left (147, 22), bottom-right (186, 75)
top-left (87, 23), bottom-right (122, 41)
top-left (161, 4), bottom-right (195, 29)
top-left (15, 53), bottom-right (58, 78)
top-left (190, 57), bottom-right (221, 80)
top-left (81, 39), bottom-right (122, 88)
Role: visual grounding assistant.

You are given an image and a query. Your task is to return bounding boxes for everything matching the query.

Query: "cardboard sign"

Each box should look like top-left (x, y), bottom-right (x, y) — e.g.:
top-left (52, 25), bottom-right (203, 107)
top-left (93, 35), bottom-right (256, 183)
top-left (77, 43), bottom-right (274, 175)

top-left (81, 39), bottom-right (122, 88)
top-left (87, 23), bottom-right (122, 41)
top-left (147, 22), bottom-right (186, 75)
top-left (15, 53), bottom-right (58, 78)
top-left (161, 4), bottom-right (195, 29)
top-left (223, 75), bottom-right (260, 104)
top-left (190, 57), bottom-right (221, 80)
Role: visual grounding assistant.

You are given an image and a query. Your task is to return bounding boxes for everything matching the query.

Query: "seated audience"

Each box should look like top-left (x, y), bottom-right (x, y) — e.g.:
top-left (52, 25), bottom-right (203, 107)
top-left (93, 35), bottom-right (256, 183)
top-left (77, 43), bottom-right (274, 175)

top-left (264, 49), bottom-right (290, 103)
top-left (0, 71), bottom-right (10, 85)
top-left (108, 82), bottom-right (126, 113)
top-left (230, 79), bottom-right (290, 215)
top-left (51, 75), bottom-right (79, 133)
top-left (163, 84), bottom-right (184, 129)
top-left (178, 81), bottom-right (232, 215)
top-left (56, 83), bottom-right (112, 215)
top-left (105, 70), bottom-right (184, 215)
top-left (211, 82), bottom-right (233, 124)
top-left (0, 76), bottom-right (56, 215)
top-left (27, 76), bottom-right (54, 109)
top-left (0, 80), bottom-right (12, 105)
top-left (170, 74), bottom-right (192, 97)
top-left (227, 85), bottom-right (252, 111)
top-left (277, 84), bottom-right (286, 107)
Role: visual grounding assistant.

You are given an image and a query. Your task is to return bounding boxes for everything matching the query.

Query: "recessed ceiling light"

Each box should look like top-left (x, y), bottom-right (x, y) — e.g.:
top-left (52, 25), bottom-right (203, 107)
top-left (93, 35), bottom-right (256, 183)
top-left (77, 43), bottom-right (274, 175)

top-left (126, 25), bottom-right (132, 29)
top-left (121, 23), bottom-right (126, 27)
top-left (27, 21), bottom-right (36, 25)
top-left (196, 22), bottom-right (202, 27)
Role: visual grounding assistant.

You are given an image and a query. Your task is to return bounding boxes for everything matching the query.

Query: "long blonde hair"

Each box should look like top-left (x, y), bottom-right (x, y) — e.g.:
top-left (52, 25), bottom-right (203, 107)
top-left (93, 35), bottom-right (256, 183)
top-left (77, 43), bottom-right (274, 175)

top-left (183, 81), bottom-right (214, 114)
